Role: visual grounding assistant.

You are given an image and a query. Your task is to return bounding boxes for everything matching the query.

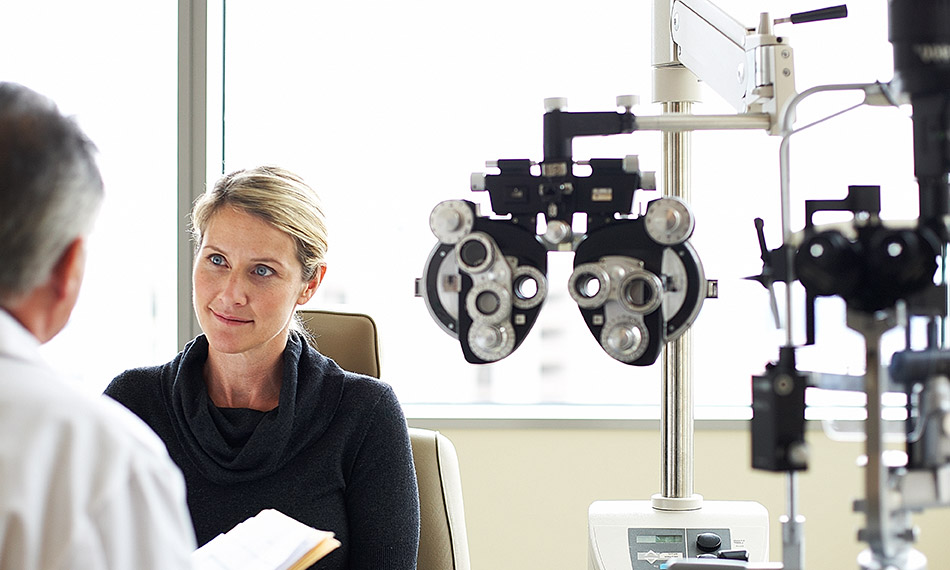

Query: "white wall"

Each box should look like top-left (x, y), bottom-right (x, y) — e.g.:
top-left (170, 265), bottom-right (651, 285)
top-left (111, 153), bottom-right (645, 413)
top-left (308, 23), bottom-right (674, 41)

top-left (410, 423), bottom-right (950, 569)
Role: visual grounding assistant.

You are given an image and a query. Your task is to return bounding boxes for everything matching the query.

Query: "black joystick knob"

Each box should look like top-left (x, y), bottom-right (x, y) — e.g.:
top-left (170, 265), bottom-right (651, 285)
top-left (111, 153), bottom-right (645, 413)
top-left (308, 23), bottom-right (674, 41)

top-left (696, 532), bottom-right (722, 553)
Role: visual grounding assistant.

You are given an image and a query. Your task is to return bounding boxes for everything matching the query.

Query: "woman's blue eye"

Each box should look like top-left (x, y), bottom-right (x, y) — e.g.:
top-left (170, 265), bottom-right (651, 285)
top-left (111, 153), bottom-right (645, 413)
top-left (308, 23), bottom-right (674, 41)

top-left (209, 254), bottom-right (225, 266)
top-left (254, 265), bottom-right (274, 277)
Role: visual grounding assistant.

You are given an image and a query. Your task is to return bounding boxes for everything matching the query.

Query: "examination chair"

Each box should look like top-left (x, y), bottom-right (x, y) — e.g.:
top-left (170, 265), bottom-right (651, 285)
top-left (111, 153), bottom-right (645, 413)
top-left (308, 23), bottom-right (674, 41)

top-left (297, 309), bottom-right (472, 570)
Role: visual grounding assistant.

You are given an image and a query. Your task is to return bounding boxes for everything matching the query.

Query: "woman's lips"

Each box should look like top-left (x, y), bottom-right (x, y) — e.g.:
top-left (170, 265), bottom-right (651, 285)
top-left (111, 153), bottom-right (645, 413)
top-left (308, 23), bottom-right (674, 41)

top-left (211, 309), bottom-right (252, 325)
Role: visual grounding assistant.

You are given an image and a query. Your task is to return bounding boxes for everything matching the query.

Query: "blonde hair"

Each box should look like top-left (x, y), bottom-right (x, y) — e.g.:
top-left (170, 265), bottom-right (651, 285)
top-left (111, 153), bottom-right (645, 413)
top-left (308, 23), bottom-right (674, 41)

top-left (191, 166), bottom-right (328, 282)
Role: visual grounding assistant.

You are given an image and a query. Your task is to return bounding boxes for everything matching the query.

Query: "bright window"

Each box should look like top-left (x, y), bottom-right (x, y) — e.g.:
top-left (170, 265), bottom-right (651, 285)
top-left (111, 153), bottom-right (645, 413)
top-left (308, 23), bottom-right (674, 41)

top-left (3, 1), bottom-right (913, 415)
top-left (1, 0), bottom-right (178, 393)
top-left (220, 0), bottom-right (913, 413)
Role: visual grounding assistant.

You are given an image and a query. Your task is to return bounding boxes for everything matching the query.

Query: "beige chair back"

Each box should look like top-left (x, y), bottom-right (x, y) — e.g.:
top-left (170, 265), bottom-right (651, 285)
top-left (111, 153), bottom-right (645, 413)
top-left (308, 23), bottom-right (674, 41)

top-left (410, 428), bottom-right (472, 570)
top-left (297, 309), bottom-right (471, 570)
top-left (297, 309), bottom-right (381, 378)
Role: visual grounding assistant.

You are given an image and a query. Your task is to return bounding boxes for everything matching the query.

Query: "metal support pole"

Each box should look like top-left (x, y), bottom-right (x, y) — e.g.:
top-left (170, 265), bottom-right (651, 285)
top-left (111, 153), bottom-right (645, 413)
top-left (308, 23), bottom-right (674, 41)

top-left (781, 472), bottom-right (806, 570)
top-left (847, 308), bottom-right (928, 570)
top-left (850, 309), bottom-right (897, 566)
top-left (651, 0), bottom-right (702, 512)
top-left (662, 326), bottom-right (694, 498)
top-left (659, 101), bottom-right (698, 504)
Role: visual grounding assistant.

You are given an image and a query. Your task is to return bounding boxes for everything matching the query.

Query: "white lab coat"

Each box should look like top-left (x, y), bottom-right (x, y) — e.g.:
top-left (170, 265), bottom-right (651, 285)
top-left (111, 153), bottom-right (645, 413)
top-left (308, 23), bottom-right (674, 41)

top-left (0, 309), bottom-right (197, 569)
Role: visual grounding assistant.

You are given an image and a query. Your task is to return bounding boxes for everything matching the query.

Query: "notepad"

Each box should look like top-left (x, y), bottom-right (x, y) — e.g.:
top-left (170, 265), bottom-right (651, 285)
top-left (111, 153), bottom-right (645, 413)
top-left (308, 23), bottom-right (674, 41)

top-left (192, 509), bottom-right (341, 570)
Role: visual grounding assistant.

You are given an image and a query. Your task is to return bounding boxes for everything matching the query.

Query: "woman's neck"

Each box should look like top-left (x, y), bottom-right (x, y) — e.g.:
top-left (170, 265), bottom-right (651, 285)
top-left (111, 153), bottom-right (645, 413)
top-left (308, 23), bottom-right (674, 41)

top-left (203, 345), bottom-right (284, 411)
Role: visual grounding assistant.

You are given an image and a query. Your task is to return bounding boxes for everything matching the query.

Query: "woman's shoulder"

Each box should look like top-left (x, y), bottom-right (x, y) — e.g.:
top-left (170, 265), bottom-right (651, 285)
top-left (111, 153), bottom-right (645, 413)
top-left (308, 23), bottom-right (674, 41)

top-left (106, 339), bottom-right (201, 402)
top-left (336, 373), bottom-right (409, 435)
top-left (338, 368), bottom-right (397, 399)
top-left (108, 362), bottom-right (166, 386)
top-left (104, 360), bottom-right (175, 406)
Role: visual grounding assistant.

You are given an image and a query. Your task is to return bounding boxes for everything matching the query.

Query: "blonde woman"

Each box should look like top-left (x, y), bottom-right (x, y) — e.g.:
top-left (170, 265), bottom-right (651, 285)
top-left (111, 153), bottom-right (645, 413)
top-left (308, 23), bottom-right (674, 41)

top-left (106, 166), bottom-right (419, 570)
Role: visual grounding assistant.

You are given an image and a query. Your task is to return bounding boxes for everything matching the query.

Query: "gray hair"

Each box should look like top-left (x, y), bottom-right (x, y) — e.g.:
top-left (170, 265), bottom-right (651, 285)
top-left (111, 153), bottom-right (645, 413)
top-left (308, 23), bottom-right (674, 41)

top-left (0, 83), bottom-right (103, 304)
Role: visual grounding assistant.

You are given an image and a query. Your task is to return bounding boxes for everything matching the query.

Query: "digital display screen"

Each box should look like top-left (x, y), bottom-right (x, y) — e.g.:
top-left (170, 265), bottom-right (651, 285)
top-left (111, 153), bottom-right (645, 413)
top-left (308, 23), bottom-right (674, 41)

top-left (636, 534), bottom-right (684, 544)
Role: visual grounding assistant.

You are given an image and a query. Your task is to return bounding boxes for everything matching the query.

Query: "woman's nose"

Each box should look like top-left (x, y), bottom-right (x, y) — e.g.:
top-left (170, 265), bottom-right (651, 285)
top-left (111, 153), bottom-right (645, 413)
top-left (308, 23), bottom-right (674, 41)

top-left (218, 273), bottom-right (248, 305)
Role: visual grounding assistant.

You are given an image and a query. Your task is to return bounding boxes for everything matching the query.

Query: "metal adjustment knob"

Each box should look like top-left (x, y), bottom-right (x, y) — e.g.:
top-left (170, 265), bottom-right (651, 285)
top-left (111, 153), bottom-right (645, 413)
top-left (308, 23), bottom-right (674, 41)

top-left (544, 97), bottom-right (568, 112)
top-left (616, 94), bottom-right (640, 110)
top-left (430, 200), bottom-right (475, 244)
top-left (600, 318), bottom-right (649, 363)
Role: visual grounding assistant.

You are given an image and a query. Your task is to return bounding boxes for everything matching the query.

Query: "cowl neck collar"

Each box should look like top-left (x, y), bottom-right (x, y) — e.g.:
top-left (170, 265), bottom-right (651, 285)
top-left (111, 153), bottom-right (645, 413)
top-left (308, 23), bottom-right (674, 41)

top-left (169, 331), bottom-right (343, 484)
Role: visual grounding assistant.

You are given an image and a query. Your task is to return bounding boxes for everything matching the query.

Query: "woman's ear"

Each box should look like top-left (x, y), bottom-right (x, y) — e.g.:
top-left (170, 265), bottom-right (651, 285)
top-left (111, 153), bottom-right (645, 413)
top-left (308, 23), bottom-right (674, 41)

top-left (297, 264), bottom-right (327, 305)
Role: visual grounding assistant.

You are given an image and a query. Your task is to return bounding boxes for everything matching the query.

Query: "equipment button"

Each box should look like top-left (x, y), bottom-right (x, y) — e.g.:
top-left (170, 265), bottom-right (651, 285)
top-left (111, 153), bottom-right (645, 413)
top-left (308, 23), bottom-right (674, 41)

top-left (696, 533), bottom-right (722, 552)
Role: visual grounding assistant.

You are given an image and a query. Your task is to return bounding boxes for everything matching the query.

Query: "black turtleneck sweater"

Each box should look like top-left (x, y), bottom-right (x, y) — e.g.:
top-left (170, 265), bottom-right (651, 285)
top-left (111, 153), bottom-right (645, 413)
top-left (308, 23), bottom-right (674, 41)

top-left (104, 332), bottom-right (419, 570)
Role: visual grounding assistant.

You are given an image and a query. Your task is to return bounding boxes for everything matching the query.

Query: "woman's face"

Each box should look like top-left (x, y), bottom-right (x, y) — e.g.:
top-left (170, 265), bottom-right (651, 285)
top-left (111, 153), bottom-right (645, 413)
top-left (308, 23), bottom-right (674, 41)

top-left (193, 206), bottom-right (320, 357)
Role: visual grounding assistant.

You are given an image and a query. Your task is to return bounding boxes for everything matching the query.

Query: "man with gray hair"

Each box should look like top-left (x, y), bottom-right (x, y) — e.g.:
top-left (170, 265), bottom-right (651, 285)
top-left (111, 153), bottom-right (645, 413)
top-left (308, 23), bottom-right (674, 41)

top-left (0, 82), bottom-right (196, 568)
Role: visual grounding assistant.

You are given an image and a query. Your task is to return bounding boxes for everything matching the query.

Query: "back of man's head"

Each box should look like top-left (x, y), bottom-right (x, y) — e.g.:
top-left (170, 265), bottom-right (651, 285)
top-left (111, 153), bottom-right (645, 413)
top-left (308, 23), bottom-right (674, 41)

top-left (0, 82), bottom-right (103, 307)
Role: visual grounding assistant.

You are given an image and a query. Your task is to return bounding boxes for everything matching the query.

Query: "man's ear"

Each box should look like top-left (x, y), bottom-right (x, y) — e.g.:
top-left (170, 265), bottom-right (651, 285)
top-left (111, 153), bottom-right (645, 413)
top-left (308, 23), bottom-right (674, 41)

top-left (298, 264), bottom-right (327, 305)
top-left (22, 237), bottom-right (89, 343)
top-left (51, 237), bottom-right (87, 302)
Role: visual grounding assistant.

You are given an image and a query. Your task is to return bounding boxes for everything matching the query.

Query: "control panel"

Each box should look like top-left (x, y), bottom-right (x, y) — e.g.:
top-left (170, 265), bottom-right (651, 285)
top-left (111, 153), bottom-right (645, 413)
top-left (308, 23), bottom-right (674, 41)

top-left (628, 527), bottom-right (750, 568)
top-left (589, 500), bottom-right (769, 570)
